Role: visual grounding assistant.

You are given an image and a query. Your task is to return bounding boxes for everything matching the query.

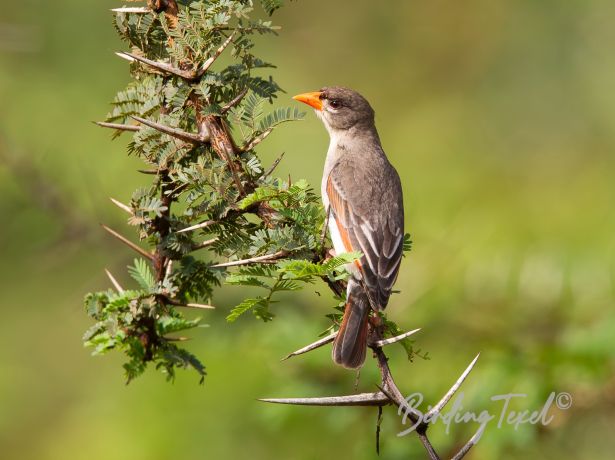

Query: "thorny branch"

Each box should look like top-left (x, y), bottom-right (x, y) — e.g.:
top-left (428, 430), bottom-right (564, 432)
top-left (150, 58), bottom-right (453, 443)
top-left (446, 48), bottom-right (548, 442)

top-left (116, 30), bottom-right (236, 81)
top-left (131, 116), bottom-right (209, 144)
top-left (262, 293), bottom-right (482, 459)
top-left (97, 0), bottom-right (294, 369)
top-left (98, 2), bottom-right (482, 456)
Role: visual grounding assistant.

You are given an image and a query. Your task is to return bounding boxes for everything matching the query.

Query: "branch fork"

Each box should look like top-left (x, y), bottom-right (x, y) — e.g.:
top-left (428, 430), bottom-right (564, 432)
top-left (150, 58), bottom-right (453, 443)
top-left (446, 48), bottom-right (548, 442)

top-left (115, 31), bottom-right (236, 82)
top-left (264, 324), bottom-right (481, 459)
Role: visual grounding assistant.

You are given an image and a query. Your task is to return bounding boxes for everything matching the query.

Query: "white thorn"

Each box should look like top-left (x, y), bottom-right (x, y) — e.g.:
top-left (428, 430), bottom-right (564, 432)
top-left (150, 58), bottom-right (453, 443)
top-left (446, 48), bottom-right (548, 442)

top-left (451, 423), bottom-right (486, 460)
top-left (109, 197), bottom-right (132, 215)
top-left (115, 51), bottom-right (135, 62)
top-left (371, 328), bottom-right (421, 348)
top-left (282, 332), bottom-right (337, 360)
top-left (177, 220), bottom-right (216, 233)
top-left (111, 7), bottom-right (151, 13)
top-left (259, 392), bottom-right (390, 407)
top-left (426, 353), bottom-right (480, 419)
top-left (210, 251), bottom-right (286, 268)
top-left (185, 303), bottom-right (216, 310)
top-left (105, 269), bottom-right (124, 293)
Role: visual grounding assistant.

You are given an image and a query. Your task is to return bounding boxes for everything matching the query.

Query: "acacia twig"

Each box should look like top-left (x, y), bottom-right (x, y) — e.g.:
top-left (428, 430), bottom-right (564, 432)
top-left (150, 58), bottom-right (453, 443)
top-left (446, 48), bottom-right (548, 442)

top-left (220, 87), bottom-right (249, 114)
top-left (371, 339), bottom-right (439, 460)
top-left (195, 31), bottom-right (236, 78)
top-left (116, 31), bottom-right (235, 82)
top-left (116, 51), bottom-right (196, 80)
top-left (264, 319), bottom-right (480, 459)
top-left (199, 114), bottom-right (245, 195)
top-left (131, 115), bottom-right (209, 144)
top-left (241, 127), bottom-right (273, 152)
top-left (262, 152), bottom-right (285, 179)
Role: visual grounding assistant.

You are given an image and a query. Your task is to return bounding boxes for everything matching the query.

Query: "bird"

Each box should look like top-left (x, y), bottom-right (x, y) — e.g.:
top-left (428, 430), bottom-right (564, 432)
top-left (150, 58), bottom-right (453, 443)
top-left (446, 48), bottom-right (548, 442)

top-left (293, 87), bottom-right (405, 369)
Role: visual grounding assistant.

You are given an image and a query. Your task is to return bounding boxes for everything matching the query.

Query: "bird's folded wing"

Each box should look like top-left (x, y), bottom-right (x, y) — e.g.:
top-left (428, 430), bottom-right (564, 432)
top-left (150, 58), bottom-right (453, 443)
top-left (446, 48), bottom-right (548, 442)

top-left (326, 165), bottom-right (404, 310)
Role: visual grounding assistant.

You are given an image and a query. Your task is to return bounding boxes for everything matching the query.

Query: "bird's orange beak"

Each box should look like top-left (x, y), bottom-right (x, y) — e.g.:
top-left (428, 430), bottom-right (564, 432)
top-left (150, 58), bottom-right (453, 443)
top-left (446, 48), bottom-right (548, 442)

top-left (292, 91), bottom-right (323, 111)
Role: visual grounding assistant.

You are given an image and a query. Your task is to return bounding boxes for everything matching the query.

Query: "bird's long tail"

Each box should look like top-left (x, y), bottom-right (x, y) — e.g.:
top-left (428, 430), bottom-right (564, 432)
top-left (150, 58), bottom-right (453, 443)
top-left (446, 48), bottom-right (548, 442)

top-left (332, 279), bottom-right (370, 369)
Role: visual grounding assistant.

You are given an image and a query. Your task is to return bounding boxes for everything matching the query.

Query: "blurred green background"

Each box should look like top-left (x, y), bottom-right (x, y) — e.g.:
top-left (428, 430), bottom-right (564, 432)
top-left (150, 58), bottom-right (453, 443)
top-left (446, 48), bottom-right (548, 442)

top-left (1, 1), bottom-right (614, 459)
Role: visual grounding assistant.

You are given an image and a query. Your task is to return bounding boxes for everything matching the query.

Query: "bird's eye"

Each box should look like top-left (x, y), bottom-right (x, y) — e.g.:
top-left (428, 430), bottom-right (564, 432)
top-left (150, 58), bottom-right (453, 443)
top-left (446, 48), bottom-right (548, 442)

top-left (329, 99), bottom-right (341, 109)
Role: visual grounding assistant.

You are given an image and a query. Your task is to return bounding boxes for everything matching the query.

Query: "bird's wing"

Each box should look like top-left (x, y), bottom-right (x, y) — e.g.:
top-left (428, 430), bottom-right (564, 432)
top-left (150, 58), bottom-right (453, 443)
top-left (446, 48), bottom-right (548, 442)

top-left (326, 158), bottom-right (404, 310)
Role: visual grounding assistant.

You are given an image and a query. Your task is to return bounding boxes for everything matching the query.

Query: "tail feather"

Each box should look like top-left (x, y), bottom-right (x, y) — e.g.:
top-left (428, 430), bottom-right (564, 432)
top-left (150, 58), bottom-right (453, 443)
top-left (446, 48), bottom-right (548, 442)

top-left (332, 281), bottom-right (370, 369)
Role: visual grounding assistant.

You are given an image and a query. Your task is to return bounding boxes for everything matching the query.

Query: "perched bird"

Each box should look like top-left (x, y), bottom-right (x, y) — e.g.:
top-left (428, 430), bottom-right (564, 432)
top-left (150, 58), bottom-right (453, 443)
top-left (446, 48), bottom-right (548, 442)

top-left (293, 87), bottom-right (405, 369)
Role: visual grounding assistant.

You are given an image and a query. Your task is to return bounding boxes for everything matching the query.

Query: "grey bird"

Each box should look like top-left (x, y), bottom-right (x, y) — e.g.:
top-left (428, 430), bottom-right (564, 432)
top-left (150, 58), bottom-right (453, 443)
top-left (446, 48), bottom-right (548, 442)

top-left (293, 87), bottom-right (405, 369)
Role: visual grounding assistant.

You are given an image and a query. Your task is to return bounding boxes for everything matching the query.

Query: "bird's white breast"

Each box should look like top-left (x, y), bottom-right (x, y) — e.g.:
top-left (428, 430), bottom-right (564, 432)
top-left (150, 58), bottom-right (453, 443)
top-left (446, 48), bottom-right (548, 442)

top-left (321, 131), bottom-right (360, 278)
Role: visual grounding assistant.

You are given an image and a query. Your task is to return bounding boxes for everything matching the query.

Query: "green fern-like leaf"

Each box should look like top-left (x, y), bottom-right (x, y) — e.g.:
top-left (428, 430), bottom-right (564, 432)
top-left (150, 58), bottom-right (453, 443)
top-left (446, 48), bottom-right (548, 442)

top-left (403, 233), bottom-right (413, 255)
top-left (157, 315), bottom-right (201, 335)
top-left (226, 297), bottom-right (266, 322)
top-left (258, 107), bottom-right (304, 133)
top-left (128, 258), bottom-right (156, 291)
top-left (260, 0), bottom-right (285, 16)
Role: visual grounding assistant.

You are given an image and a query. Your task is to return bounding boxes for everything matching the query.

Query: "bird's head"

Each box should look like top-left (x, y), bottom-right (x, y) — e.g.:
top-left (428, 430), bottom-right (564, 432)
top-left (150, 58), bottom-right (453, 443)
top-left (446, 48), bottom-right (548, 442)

top-left (293, 87), bottom-right (375, 133)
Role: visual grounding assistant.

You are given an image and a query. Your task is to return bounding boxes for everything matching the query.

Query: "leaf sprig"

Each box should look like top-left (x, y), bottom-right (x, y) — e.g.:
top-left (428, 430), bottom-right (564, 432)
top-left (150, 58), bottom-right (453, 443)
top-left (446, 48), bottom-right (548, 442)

top-left (85, 0), bottom-right (413, 384)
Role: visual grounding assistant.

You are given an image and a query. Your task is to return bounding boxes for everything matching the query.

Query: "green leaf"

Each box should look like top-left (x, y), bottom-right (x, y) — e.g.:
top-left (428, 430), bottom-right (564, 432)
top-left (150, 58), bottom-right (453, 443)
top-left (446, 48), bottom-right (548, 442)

top-left (226, 297), bottom-right (266, 322)
top-left (260, 0), bottom-right (285, 16)
top-left (403, 233), bottom-right (413, 255)
top-left (86, 0), bottom-right (331, 384)
top-left (128, 258), bottom-right (156, 291)
top-left (257, 106), bottom-right (304, 133)
top-left (157, 344), bottom-right (206, 384)
top-left (321, 252), bottom-right (362, 272)
top-left (157, 315), bottom-right (201, 335)
top-left (276, 252), bottom-right (361, 282)
top-left (382, 315), bottom-right (429, 362)
top-left (238, 185), bottom-right (278, 209)
top-left (82, 321), bottom-right (105, 342)
top-left (225, 273), bottom-right (270, 288)
top-left (84, 291), bottom-right (109, 319)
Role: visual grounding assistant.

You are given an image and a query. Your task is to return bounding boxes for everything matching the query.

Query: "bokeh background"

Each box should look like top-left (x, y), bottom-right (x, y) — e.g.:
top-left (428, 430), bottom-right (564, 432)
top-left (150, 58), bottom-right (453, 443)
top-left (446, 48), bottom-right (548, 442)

top-left (1, 1), bottom-right (614, 459)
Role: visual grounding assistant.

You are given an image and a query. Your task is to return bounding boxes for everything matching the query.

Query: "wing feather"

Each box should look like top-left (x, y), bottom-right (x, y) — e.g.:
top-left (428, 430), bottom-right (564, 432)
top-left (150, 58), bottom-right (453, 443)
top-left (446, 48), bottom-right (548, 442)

top-left (326, 161), bottom-right (404, 310)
